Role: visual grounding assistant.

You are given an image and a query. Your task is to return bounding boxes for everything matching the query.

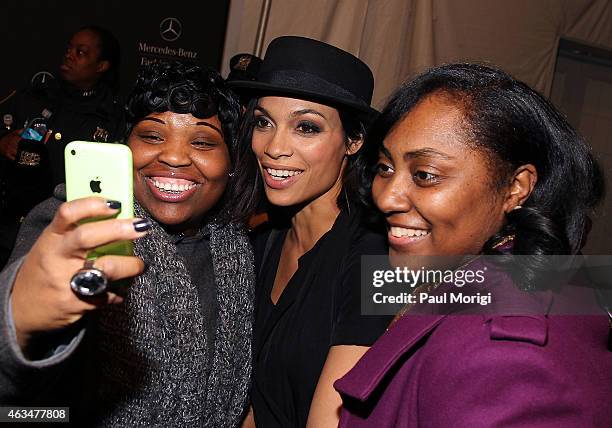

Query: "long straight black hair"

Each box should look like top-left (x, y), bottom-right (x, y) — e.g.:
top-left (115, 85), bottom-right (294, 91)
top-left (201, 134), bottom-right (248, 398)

top-left (234, 97), bottom-right (369, 223)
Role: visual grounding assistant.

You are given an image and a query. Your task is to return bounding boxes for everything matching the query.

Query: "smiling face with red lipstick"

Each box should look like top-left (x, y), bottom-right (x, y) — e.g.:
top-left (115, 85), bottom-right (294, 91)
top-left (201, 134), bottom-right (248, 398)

top-left (129, 111), bottom-right (230, 232)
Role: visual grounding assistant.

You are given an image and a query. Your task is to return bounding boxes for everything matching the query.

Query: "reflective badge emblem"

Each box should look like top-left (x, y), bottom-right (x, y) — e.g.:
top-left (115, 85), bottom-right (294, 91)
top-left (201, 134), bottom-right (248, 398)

top-left (18, 151), bottom-right (41, 166)
top-left (235, 55), bottom-right (252, 71)
top-left (93, 126), bottom-right (110, 142)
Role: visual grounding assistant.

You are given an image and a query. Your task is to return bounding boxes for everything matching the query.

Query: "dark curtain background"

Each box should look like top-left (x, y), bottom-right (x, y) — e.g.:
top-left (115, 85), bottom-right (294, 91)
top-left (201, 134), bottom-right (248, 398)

top-left (1, 0), bottom-right (231, 101)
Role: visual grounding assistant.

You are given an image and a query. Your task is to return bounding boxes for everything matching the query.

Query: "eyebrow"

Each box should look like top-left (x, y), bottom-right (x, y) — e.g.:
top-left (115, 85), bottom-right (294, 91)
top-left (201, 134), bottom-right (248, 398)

top-left (195, 121), bottom-right (223, 137)
top-left (255, 106), bottom-right (326, 120)
top-left (380, 145), bottom-right (392, 159)
top-left (290, 108), bottom-right (326, 120)
top-left (141, 117), bottom-right (165, 124)
top-left (379, 145), bottom-right (455, 160)
top-left (404, 147), bottom-right (455, 161)
top-left (139, 117), bottom-right (223, 137)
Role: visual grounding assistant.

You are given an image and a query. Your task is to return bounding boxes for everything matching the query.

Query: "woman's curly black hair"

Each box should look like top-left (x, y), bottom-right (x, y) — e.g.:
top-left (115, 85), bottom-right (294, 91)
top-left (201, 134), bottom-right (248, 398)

top-left (361, 63), bottom-right (605, 288)
top-left (124, 61), bottom-right (248, 224)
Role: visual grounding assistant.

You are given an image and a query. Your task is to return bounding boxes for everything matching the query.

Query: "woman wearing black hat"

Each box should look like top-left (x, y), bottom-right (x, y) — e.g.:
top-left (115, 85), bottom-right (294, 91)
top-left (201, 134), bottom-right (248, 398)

top-left (231, 36), bottom-right (392, 428)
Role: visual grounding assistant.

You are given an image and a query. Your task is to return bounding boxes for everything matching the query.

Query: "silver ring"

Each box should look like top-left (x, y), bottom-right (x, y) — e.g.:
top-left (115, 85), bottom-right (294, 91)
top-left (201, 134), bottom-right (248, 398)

top-left (70, 259), bottom-right (108, 296)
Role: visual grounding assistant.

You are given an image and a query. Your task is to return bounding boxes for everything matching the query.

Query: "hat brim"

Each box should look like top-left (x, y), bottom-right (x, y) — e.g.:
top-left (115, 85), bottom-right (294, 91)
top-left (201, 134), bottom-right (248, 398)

top-left (228, 79), bottom-right (379, 124)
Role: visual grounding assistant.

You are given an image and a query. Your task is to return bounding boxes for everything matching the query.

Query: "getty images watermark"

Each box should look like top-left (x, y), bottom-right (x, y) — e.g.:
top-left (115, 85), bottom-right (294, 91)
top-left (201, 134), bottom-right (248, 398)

top-left (361, 255), bottom-right (612, 316)
top-left (372, 265), bottom-right (491, 306)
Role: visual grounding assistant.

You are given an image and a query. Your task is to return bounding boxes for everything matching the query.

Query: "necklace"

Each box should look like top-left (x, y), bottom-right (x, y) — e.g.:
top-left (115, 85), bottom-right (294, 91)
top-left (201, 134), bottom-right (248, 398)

top-left (387, 280), bottom-right (442, 329)
top-left (386, 235), bottom-right (515, 329)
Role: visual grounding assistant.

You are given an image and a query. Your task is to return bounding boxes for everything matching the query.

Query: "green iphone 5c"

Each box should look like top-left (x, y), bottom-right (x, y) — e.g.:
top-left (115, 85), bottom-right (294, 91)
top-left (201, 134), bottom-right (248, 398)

top-left (65, 141), bottom-right (134, 257)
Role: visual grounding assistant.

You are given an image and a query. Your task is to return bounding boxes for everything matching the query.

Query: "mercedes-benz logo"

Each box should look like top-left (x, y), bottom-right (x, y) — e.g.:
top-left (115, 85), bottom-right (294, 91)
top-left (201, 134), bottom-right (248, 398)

top-left (160, 17), bottom-right (182, 42)
top-left (31, 71), bottom-right (55, 87)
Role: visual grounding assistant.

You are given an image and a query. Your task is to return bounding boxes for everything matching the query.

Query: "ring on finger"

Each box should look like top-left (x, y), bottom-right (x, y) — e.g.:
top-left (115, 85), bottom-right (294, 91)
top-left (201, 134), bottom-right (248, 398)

top-left (70, 259), bottom-right (108, 296)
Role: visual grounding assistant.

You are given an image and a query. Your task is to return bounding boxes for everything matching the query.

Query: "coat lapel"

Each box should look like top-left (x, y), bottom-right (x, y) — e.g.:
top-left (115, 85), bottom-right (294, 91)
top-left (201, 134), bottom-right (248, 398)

top-left (334, 313), bottom-right (446, 401)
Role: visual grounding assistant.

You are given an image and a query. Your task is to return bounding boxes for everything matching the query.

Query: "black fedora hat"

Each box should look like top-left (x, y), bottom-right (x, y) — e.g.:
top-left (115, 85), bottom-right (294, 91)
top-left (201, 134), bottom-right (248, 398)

top-left (228, 36), bottom-right (378, 122)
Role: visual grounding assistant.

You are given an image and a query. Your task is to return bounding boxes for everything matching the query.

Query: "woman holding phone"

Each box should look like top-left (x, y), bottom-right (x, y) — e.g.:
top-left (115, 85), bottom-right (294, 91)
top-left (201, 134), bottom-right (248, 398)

top-left (230, 36), bottom-right (391, 427)
top-left (0, 62), bottom-right (254, 427)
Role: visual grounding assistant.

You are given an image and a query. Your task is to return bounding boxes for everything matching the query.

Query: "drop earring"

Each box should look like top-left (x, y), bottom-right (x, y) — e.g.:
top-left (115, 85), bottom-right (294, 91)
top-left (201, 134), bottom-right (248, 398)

top-left (344, 187), bottom-right (351, 216)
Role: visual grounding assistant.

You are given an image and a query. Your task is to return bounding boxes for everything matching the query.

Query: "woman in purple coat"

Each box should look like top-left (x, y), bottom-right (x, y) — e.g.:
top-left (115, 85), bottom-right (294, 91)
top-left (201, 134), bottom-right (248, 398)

top-left (334, 63), bottom-right (611, 427)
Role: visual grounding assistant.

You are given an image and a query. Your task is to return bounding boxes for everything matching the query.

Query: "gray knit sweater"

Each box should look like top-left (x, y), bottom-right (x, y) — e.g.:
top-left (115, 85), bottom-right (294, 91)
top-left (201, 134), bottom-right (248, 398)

top-left (0, 186), bottom-right (254, 427)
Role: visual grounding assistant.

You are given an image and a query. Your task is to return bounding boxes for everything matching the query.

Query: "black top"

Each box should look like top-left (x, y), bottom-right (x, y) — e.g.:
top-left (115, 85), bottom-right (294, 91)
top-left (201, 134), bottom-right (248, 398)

top-left (251, 208), bottom-right (392, 428)
top-left (173, 230), bottom-right (219, 380)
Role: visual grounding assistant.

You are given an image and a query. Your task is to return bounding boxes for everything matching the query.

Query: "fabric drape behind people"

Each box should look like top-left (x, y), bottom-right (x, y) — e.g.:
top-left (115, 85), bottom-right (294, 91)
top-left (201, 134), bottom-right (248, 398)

top-left (224, 0), bottom-right (612, 105)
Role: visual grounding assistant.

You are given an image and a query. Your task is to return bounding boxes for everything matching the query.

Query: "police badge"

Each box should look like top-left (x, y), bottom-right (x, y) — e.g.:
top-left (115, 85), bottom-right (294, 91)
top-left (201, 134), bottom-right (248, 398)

top-left (235, 55), bottom-right (252, 71)
top-left (93, 126), bottom-right (110, 142)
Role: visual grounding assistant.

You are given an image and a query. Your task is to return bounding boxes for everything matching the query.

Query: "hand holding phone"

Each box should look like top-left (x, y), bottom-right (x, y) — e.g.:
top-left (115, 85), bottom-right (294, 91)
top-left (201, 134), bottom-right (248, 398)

top-left (64, 141), bottom-right (134, 258)
top-left (11, 197), bottom-right (149, 349)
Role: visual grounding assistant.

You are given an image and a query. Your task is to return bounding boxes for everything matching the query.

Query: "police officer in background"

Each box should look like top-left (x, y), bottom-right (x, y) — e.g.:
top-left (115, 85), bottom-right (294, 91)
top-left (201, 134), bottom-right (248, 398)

top-left (0, 25), bottom-right (123, 269)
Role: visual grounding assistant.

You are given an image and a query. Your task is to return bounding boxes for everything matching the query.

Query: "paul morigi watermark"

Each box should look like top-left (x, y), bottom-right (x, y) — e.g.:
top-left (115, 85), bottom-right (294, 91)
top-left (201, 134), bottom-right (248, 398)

top-left (360, 255), bottom-right (612, 316)
top-left (371, 265), bottom-right (491, 306)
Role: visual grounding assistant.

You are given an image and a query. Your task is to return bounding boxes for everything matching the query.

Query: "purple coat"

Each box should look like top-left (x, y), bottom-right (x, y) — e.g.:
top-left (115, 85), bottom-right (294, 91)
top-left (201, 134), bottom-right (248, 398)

top-left (335, 267), bottom-right (612, 427)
